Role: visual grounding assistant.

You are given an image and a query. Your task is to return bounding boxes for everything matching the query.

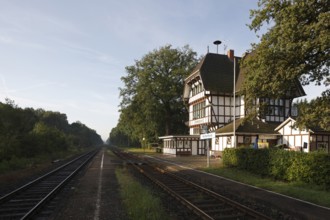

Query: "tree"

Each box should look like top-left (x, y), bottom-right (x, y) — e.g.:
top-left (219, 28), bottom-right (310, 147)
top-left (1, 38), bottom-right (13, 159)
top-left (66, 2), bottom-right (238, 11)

top-left (0, 100), bottom-right (103, 162)
top-left (295, 94), bottom-right (330, 131)
top-left (241, 0), bottom-right (329, 130)
top-left (117, 45), bottom-right (198, 144)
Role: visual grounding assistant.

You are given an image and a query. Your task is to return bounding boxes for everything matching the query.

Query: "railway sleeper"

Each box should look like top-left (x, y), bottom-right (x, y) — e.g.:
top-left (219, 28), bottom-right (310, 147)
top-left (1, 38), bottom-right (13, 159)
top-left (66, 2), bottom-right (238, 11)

top-left (0, 213), bottom-right (28, 219)
top-left (7, 198), bottom-right (41, 203)
top-left (212, 213), bottom-right (246, 220)
top-left (20, 191), bottom-right (50, 196)
top-left (190, 197), bottom-right (217, 203)
top-left (174, 189), bottom-right (199, 194)
top-left (10, 195), bottom-right (45, 201)
top-left (205, 207), bottom-right (235, 214)
top-left (194, 199), bottom-right (225, 204)
top-left (0, 206), bottom-right (31, 213)
top-left (195, 203), bottom-right (228, 209)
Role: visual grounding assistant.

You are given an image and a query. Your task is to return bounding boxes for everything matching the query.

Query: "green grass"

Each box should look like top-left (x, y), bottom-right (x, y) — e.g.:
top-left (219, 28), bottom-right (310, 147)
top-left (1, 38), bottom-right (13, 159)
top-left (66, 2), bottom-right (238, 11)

top-left (201, 166), bottom-right (330, 208)
top-left (115, 146), bottom-right (330, 207)
top-left (124, 147), bottom-right (158, 155)
top-left (115, 167), bottom-right (171, 220)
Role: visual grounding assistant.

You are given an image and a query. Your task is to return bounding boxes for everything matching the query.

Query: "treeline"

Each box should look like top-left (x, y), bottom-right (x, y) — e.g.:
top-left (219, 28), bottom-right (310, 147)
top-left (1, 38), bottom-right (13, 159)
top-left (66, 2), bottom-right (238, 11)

top-left (108, 45), bottom-right (199, 147)
top-left (0, 99), bottom-right (103, 163)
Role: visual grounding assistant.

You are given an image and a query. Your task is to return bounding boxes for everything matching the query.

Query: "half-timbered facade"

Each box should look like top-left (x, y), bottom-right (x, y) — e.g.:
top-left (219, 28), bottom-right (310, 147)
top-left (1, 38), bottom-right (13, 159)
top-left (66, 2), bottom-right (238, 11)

top-left (275, 117), bottom-right (330, 153)
top-left (183, 51), bottom-right (242, 134)
top-left (159, 49), bottom-right (328, 155)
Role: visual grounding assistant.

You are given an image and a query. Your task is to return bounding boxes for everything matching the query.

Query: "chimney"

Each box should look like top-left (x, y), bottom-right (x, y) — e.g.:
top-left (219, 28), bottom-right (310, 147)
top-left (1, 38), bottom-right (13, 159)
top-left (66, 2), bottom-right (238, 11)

top-left (227, 49), bottom-right (234, 61)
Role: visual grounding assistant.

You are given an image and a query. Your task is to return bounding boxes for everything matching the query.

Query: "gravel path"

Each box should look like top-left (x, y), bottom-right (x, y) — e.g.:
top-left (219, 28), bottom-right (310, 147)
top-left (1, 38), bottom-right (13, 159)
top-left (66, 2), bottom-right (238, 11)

top-left (53, 149), bottom-right (127, 220)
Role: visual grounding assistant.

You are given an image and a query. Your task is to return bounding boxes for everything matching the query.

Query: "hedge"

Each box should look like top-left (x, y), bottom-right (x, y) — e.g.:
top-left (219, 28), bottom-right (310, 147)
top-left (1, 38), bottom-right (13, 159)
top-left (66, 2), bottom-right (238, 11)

top-left (223, 148), bottom-right (330, 189)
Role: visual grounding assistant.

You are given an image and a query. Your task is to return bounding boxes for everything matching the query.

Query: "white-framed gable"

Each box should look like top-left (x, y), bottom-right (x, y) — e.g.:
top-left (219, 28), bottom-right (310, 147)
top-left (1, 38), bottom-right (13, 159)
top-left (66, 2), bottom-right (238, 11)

top-left (275, 117), bottom-right (310, 152)
top-left (275, 117), bottom-right (310, 136)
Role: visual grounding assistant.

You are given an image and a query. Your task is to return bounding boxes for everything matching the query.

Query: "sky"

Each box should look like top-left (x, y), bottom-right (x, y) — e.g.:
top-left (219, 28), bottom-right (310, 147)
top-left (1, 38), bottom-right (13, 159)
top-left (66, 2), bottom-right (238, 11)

top-left (0, 0), bottom-right (325, 141)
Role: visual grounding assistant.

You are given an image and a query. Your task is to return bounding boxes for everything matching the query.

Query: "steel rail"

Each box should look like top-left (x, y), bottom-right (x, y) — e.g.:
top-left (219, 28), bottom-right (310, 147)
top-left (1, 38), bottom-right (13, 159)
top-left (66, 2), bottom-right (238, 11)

top-left (153, 166), bottom-right (271, 220)
top-left (0, 149), bottom-right (99, 220)
top-left (112, 148), bottom-right (271, 220)
top-left (132, 162), bottom-right (214, 220)
top-left (0, 150), bottom-right (96, 203)
top-left (21, 150), bottom-right (98, 219)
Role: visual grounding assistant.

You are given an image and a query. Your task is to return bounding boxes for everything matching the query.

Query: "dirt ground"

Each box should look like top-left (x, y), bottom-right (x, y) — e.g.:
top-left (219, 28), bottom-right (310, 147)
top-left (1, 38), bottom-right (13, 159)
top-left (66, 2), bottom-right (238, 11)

top-left (52, 149), bottom-right (127, 220)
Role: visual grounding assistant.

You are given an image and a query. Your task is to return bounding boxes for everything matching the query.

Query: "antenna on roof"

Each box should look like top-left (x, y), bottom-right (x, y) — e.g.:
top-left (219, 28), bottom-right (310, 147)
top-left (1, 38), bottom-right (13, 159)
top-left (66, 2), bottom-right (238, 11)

top-left (207, 45), bottom-right (209, 53)
top-left (223, 44), bottom-right (227, 54)
top-left (213, 40), bottom-right (222, 54)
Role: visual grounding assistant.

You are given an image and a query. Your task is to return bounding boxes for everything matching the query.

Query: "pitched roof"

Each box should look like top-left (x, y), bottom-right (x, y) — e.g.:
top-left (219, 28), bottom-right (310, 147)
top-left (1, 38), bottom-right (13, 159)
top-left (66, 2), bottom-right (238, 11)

top-left (216, 118), bottom-right (280, 135)
top-left (275, 117), bottom-right (330, 133)
top-left (185, 51), bottom-right (306, 98)
top-left (188, 53), bottom-right (240, 94)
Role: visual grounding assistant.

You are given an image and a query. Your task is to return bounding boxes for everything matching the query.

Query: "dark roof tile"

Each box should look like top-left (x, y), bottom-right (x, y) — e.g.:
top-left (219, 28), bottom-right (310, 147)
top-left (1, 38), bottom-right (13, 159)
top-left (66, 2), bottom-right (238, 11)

top-left (216, 118), bottom-right (280, 134)
top-left (196, 53), bottom-right (240, 93)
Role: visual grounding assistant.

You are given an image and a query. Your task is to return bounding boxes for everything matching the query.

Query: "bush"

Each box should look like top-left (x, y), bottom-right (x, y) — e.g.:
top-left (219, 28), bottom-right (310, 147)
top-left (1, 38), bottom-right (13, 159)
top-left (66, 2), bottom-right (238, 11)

top-left (0, 156), bottom-right (33, 173)
top-left (223, 148), bottom-right (330, 189)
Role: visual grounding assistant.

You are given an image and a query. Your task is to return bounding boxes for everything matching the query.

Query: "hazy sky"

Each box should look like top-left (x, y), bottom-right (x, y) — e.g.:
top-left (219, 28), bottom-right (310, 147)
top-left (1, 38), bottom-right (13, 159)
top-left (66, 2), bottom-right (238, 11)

top-left (0, 0), bottom-right (324, 140)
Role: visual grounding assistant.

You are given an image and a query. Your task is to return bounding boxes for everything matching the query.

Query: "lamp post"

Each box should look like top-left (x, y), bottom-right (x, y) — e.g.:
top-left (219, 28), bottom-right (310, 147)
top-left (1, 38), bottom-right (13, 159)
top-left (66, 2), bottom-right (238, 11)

top-left (213, 40), bottom-right (222, 54)
top-left (233, 57), bottom-right (236, 148)
top-left (143, 137), bottom-right (145, 153)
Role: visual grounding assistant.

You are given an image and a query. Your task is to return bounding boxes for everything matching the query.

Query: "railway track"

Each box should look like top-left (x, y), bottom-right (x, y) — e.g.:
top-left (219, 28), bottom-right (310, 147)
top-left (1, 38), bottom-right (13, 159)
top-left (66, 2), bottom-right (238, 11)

top-left (112, 148), bottom-right (271, 220)
top-left (0, 149), bottom-right (99, 220)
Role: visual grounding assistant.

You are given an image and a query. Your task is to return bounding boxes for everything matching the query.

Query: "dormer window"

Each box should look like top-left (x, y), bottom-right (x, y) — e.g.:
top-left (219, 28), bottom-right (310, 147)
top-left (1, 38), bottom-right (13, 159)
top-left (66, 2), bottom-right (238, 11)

top-left (191, 82), bottom-right (204, 96)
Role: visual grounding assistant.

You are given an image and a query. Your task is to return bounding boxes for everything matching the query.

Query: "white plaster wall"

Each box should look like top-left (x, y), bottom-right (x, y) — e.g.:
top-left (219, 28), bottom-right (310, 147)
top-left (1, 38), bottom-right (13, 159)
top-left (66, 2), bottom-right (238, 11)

top-left (192, 142), bottom-right (198, 155)
top-left (218, 136), bottom-right (225, 151)
top-left (189, 92), bottom-right (204, 103)
top-left (219, 97), bottom-right (224, 105)
top-left (163, 148), bottom-right (176, 154)
top-left (278, 127), bottom-right (284, 135)
top-left (237, 136), bottom-right (244, 144)
top-left (282, 136), bottom-right (289, 145)
top-left (292, 127), bottom-right (301, 135)
top-left (295, 136), bottom-right (302, 147)
top-left (288, 136), bottom-right (295, 147)
top-left (284, 123), bottom-right (292, 135)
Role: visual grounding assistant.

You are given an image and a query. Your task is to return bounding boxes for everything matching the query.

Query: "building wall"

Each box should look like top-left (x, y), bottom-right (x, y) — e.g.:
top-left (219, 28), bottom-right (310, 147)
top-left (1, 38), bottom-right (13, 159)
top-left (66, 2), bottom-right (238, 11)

top-left (261, 98), bottom-right (292, 123)
top-left (214, 134), bottom-right (276, 152)
top-left (161, 138), bottom-right (200, 155)
top-left (277, 119), bottom-right (310, 152)
top-left (310, 134), bottom-right (330, 153)
top-left (188, 90), bottom-right (244, 135)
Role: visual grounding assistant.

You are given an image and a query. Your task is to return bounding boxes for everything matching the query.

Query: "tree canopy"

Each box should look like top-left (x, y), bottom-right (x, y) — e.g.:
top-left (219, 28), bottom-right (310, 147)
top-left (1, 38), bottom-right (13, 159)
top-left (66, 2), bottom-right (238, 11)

top-left (0, 99), bottom-right (103, 162)
top-left (110, 45), bottom-right (199, 146)
top-left (242, 0), bottom-right (329, 130)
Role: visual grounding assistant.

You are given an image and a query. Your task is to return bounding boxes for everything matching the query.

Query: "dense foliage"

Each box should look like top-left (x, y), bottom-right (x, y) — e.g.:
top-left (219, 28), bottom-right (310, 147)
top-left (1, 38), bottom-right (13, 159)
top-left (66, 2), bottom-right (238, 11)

top-left (223, 148), bottom-right (330, 189)
top-left (0, 99), bottom-right (103, 164)
top-left (241, 0), bottom-right (330, 130)
top-left (109, 45), bottom-right (199, 147)
top-left (294, 94), bottom-right (330, 131)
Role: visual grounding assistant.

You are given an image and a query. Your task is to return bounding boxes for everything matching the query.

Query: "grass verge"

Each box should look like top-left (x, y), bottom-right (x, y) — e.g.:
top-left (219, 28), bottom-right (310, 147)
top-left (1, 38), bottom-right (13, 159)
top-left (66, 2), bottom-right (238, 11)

top-left (115, 167), bottom-right (171, 220)
top-left (201, 166), bottom-right (330, 208)
top-left (125, 147), bottom-right (157, 155)
top-left (116, 147), bottom-right (330, 208)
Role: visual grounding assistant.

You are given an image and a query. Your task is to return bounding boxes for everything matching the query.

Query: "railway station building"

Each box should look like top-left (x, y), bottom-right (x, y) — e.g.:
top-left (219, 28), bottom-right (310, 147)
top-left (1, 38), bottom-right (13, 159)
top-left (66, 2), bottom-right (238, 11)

top-left (159, 50), bottom-right (330, 155)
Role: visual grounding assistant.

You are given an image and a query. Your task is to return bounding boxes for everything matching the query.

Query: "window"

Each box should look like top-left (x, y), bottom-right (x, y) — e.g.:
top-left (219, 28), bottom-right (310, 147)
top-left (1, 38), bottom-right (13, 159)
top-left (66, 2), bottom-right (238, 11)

top-left (244, 136), bottom-right (251, 144)
top-left (260, 98), bottom-right (285, 117)
top-left (192, 101), bottom-right (205, 119)
top-left (193, 127), bottom-right (200, 134)
top-left (317, 142), bottom-right (328, 152)
top-left (227, 137), bottom-right (231, 145)
top-left (191, 82), bottom-right (204, 96)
